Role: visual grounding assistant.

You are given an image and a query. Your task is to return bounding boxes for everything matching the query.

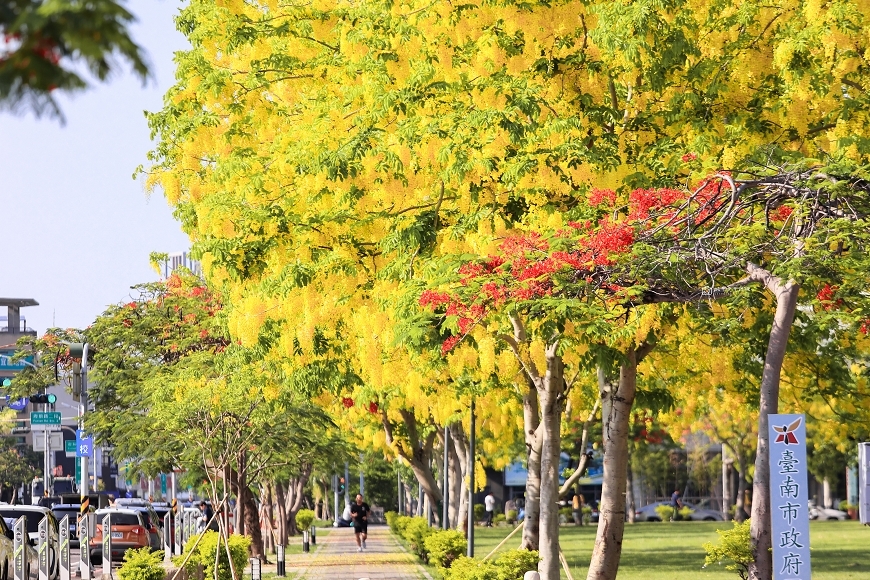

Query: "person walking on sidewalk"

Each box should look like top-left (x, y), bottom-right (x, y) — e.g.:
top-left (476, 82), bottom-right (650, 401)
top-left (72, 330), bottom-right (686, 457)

top-left (350, 494), bottom-right (370, 551)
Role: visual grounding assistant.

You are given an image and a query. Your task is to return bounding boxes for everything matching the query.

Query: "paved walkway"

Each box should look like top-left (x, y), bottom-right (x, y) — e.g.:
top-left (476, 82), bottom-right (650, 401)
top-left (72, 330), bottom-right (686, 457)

top-left (285, 526), bottom-right (432, 580)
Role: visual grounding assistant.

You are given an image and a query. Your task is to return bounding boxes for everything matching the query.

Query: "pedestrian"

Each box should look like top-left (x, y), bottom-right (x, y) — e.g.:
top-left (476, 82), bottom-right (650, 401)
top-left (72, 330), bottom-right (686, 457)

top-left (197, 500), bottom-right (214, 533)
top-left (572, 492), bottom-right (585, 526)
top-left (349, 493), bottom-right (370, 551)
top-left (670, 490), bottom-right (683, 521)
top-left (484, 490), bottom-right (495, 527)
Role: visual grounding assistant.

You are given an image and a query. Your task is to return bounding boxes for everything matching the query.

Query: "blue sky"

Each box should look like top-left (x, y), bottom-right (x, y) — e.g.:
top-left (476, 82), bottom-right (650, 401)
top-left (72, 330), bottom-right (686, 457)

top-left (0, 1), bottom-right (191, 335)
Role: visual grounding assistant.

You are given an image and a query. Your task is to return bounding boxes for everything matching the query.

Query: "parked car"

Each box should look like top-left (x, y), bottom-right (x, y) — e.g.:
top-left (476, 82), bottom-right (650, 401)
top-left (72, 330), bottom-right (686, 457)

top-left (89, 509), bottom-right (156, 563)
top-left (0, 516), bottom-right (39, 580)
top-left (635, 501), bottom-right (725, 522)
top-left (0, 505), bottom-right (59, 579)
top-left (808, 502), bottom-right (848, 521)
top-left (49, 505), bottom-right (80, 548)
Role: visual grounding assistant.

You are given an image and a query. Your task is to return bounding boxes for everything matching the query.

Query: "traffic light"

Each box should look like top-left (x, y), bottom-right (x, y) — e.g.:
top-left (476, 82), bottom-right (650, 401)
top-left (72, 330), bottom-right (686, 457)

top-left (30, 393), bottom-right (57, 404)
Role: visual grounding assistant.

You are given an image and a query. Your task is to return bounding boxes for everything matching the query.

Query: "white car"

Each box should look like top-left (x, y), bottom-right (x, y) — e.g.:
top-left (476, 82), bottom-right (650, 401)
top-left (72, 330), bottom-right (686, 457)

top-left (808, 503), bottom-right (847, 521)
top-left (0, 506), bottom-right (59, 580)
top-left (635, 501), bottom-right (725, 522)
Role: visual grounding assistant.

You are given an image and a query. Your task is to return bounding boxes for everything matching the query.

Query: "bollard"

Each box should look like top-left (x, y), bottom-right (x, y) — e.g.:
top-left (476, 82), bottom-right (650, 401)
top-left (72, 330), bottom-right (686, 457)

top-left (13, 517), bottom-right (27, 580)
top-left (37, 516), bottom-right (50, 580)
top-left (249, 558), bottom-right (262, 580)
top-left (310, 525), bottom-right (316, 545)
top-left (275, 545), bottom-right (285, 577)
top-left (302, 531), bottom-right (309, 553)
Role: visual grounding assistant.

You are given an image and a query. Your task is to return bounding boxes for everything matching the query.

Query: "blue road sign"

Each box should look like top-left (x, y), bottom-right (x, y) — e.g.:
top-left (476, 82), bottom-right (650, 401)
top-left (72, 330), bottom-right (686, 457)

top-left (8, 398), bottom-right (28, 412)
top-left (76, 429), bottom-right (93, 458)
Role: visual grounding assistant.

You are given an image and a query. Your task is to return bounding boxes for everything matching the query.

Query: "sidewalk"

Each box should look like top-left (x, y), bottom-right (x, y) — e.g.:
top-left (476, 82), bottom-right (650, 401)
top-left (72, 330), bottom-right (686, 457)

top-left (284, 525), bottom-right (432, 580)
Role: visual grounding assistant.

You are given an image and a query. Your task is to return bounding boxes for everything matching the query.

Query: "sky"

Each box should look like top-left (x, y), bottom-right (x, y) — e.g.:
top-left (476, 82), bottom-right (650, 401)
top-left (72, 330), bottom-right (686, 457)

top-left (0, 0), bottom-right (191, 336)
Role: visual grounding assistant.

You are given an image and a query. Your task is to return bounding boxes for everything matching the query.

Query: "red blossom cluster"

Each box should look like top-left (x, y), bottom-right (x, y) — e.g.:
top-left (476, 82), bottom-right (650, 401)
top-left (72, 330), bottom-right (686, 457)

top-left (681, 153), bottom-right (698, 162)
top-left (628, 188), bottom-right (685, 221)
top-left (588, 188), bottom-right (617, 206)
top-left (816, 284), bottom-right (839, 309)
top-left (342, 397), bottom-right (354, 408)
top-left (368, 401), bottom-right (379, 414)
top-left (441, 336), bottom-right (461, 355)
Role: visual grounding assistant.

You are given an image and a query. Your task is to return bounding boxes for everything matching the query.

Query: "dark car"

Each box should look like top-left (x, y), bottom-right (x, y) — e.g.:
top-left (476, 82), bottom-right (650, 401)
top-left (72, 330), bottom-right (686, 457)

top-left (50, 505), bottom-right (80, 548)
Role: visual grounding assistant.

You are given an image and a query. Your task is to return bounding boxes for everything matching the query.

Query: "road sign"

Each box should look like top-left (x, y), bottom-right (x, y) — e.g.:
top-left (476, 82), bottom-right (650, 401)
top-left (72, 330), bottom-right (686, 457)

top-left (33, 432), bottom-right (63, 452)
top-left (160, 473), bottom-right (167, 495)
top-left (8, 398), bottom-right (28, 412)
top-left (76, 429), bottom-right (93, 458)
top-left (75, 458), bottom-right (80, 481)
top-left (31, 412), bottom-right (61, 425)
top-left (65, 440), bottom-right (76, 457)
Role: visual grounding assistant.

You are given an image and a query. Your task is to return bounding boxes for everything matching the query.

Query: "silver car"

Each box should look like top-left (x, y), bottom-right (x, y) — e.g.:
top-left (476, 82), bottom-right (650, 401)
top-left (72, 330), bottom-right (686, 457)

top-left (808, 502), bottom-right (848, 521)
top-left (635, 501), bottom-right (725, 522)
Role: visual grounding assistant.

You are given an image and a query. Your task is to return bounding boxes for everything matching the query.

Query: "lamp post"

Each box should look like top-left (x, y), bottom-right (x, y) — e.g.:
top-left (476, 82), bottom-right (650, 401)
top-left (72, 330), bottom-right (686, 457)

top-left (67, 344), bottom-right (90, 501)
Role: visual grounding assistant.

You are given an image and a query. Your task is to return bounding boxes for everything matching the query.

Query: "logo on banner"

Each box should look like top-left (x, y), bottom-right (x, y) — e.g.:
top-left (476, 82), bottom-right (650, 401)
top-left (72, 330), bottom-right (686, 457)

top-left (773, 417), bottom-right (802, 445)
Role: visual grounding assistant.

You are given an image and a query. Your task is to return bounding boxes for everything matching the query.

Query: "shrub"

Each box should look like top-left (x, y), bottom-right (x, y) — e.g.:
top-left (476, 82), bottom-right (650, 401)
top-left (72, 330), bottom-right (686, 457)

top-left (176, 531), bottom-right (251, 580)
top-left (118, 548), bottom-right (164, 580)
top-left (655, 504), bottom-right (675, 521)
top-left (473, 504), bottom-right (485, 523)
top-left (296, 509), bottom-right (315, 532)
top-left (494, 549), bottom-right (539, 580)
top-left (385, 511), bottom-right (400, 533)
top-left (423, 529), bottom-right (467, 569)
top-left (493, 513), bottom-right (506, 526)
top-left (702, 520), bottom-right (753, 580)
top-left (443, 556), bottom-right (499, 580)
top-left (506, 509), bottom-right (518, 524)
top-left (394, 514), bottom-right (412, 536)
top-left (678, 506), bottom-right (694, 521)
top-left (401, 516), bottom-right (433, 560)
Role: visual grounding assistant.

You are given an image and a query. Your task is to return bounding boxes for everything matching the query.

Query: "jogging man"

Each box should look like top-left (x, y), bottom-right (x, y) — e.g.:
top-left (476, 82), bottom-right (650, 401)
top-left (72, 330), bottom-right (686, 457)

top-left (349, 493), bottom-right (370, 551)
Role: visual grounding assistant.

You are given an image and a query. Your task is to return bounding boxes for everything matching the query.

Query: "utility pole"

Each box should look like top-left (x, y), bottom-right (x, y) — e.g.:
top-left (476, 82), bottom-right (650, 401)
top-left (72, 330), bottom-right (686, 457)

top-left (69, 344), bottom-right (90, 500)
top-left (344, 462), bottom-right (350, 506)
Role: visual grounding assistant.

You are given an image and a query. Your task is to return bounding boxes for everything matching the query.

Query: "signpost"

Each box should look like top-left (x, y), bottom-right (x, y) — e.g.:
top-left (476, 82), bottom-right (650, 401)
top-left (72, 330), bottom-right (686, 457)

top-left (76, 430), bottom-right (93, 457)
top-left (59, 516), bottom-right (70, 580)
top-left (174, 510), bottom-right (183, 556)
top-left (65, 440), bottom-right (76, 458)
top-left (13, 517), bottom-right (26, 580)
top-left (101, 513), bottom-right (112, 579)
top-left (31, 412), bottom-right (61, 425)
top-left (769, 414), bottom-right (812, 580)
top-left (80, 512), bottom-right (92, 580)
top-left (38, 516), bottom-right (50, 580)
top-left (859, 442), bottom-right (870, 525)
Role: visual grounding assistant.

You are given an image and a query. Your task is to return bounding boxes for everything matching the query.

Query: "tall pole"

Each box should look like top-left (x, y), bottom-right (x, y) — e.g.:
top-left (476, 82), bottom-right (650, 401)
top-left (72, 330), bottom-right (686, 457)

top-left (442, 425), bottom-right (449, 529)
top-left (333, 474), bottom-right (339, 525)
top-left (79, 344), bottom-right (89, 501)
top-left (467, 398), bottom-right (475, 558)
top-left (359, 453), bottom-right (365, 496)
top-left (344, 462), bottom-right (350, 506)
top-left (397, 469), bottom-right (402, 515)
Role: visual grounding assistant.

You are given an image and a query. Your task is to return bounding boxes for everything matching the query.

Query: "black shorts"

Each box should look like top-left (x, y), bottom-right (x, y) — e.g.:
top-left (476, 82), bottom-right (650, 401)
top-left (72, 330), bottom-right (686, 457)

top-left (354, 523), bottom-right (367, 534)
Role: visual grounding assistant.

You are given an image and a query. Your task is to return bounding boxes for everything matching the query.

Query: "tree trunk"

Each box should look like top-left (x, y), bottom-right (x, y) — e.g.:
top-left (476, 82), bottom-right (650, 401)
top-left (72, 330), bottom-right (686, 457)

top-left (587, 349), bottom-right (646, 580)
top-left (748, 272), bottom-right (799, 580)
top-left (260, 483), bottom-right (274, 554)
top-left (537, 343), bottom-right (564, 580)
top-left (626, 447), bottom-right (636, 524)
top-left (284, 466), bottom-right (312, 537)
top-left (451, 424), bottom-right (469, 533)
top-left (275, 482), bottom-right (288, 544)
top-left (735, 453), bottom-right (749, 523)
top-left (521, 379), bottom-right (542, 551)
top-left (722, 446), bottom-right (732, 520)
top-left (447, 425), bottom-right (463, 528)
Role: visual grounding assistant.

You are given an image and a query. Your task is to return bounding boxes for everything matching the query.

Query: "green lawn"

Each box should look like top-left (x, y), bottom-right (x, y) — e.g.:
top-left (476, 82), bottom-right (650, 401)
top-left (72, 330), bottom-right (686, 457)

top-left (470, 521), bottom-right (869, 580)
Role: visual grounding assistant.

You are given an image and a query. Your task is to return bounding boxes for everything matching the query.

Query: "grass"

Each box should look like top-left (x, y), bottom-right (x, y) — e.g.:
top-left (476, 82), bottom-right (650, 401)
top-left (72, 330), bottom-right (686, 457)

top-left (470, 520), bottom-right (870, 580)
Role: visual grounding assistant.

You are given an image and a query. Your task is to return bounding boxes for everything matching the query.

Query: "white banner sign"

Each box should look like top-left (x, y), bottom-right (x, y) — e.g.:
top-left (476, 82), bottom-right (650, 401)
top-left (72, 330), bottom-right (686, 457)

top-left (859, 442), bottom-right (870, 525)
top-left (769, 414), bottom-right (812, 580)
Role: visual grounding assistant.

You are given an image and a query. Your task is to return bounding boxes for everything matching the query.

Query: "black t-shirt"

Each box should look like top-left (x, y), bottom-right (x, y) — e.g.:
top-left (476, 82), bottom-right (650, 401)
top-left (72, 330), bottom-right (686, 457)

top-left (349, 502), bottom-right (370, 525)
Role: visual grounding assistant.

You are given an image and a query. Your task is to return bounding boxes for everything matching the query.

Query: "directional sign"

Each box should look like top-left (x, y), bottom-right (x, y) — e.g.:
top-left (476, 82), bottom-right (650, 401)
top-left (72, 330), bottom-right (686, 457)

top-left (31, 412), bottom-right (61, 425)
top-left (76, 430), bottom-right (93, 458)
top-left (65, 440), bottom-right (76, 458)
top-left (160, 473), bottom-right (167, 496)
top-left (8, 398), bottom-right (28, 412)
